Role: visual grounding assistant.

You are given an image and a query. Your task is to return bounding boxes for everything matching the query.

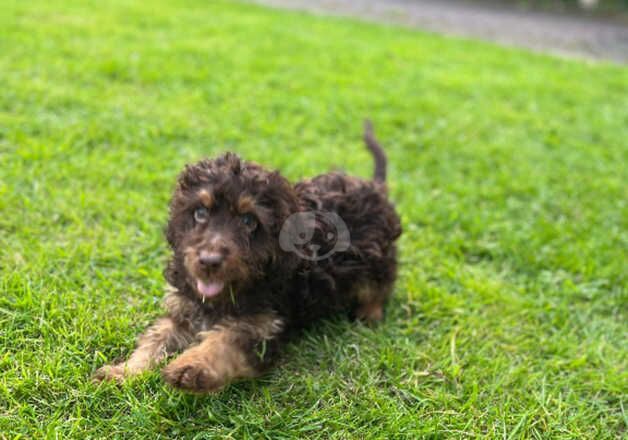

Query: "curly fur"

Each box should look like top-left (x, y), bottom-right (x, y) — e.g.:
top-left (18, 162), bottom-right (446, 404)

top-left (94, 122), bottom-right (402, 393)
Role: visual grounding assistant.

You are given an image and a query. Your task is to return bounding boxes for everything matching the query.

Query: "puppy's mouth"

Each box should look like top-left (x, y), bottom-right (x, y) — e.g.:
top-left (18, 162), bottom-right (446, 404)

top-left (195, 279), bottom-right (225, 299)
top-left (183, 248), bottom-right (248, 301)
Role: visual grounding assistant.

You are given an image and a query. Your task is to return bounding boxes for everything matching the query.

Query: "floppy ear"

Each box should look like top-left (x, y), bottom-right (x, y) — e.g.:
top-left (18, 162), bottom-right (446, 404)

top-left (255, 171), bottom-right (299, 236)
top-left (163, 180), bottom-right (194, 289)
top-left (165, 162), bottom-right (209, 249)
top-left (165, 187), bottom-right (185, 250)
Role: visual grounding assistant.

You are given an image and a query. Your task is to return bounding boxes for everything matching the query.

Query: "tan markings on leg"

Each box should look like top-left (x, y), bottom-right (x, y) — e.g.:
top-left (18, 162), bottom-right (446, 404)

top-left (93, 317), bottom-right (193, 383)
top-left (216, 313), bottom-right (284, 340)
top-left (162, 314), bottom-right (283, 393)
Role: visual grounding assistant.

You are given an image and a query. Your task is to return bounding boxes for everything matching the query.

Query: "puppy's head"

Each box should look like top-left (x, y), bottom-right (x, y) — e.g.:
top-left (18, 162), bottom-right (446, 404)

top-left (166, 153), bottom-right (298, 302)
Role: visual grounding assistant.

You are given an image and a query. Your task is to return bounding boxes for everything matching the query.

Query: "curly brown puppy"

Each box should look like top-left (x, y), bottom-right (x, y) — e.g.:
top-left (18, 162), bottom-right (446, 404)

top-left (94, 121), bottom-right (401, 393)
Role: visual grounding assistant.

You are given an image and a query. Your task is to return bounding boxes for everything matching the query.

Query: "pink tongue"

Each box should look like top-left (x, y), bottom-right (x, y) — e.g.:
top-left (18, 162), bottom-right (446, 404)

top-left (196, 280), bottom-right (224, 298)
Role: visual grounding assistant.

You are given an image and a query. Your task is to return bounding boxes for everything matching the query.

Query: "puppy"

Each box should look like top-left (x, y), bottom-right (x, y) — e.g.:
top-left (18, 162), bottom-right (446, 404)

top-left (94, 121), bottom-right (402, 393)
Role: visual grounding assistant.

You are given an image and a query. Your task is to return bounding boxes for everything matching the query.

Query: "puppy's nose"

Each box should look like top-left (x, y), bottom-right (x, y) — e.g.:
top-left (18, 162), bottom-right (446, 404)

top-left (198, 250), bottom-right (224, 269)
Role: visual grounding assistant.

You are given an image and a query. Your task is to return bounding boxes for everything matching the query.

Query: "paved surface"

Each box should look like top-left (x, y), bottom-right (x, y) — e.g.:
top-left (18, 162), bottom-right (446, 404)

top-left (254, 0), bottom-right (628, 63)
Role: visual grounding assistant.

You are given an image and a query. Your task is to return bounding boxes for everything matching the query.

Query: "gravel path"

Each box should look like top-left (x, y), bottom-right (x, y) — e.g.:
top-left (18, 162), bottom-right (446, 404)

top-left (254, 0), bottom-right (628, 63)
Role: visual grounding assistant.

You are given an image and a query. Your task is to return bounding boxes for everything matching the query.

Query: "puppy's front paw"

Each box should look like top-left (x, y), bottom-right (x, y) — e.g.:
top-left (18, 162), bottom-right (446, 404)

top-left (93, 364), bottom-right (127, 383)
top-left (162, 357), bottom-right (226, 393)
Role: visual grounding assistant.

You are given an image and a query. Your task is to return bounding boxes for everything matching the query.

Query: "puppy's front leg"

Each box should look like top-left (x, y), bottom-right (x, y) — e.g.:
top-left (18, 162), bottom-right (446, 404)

top-left (94, 317), bottom-right (193, 383)
top-left (162, 313), bottom-right (284, 393)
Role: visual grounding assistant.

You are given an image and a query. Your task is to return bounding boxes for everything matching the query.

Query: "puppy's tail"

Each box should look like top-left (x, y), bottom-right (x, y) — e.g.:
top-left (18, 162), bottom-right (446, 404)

top-left (363, 119), bottom-right (387, 183)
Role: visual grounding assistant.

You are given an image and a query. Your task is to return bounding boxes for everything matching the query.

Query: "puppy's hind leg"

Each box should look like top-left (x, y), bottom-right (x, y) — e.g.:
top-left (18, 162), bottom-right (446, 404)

top-left (93, 317), bottom-right (193, 383)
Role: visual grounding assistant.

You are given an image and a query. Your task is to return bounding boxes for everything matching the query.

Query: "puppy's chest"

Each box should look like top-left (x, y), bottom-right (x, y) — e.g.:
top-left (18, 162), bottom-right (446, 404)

top-left (164, 290), bottom-right (220, 330)
top-left (164, 289), bottom-right (273, 333)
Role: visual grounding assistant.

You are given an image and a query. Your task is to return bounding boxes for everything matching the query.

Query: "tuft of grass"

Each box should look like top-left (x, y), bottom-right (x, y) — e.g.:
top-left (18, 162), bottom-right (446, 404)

top-left (1, 0), bottom-right (626, 438)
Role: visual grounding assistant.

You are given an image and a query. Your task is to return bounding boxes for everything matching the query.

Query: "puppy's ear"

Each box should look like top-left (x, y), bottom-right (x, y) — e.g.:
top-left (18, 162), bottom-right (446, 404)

top-left (165, 186), bottom-right (187, 250)
top-left (166, 163), bottom-right (209, 249)
top-left (258, 171), bottom-right (299, 235)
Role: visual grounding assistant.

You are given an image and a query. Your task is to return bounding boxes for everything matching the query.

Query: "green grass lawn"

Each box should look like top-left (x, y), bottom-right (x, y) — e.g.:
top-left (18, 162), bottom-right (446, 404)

top-left (1, 0), bottom-right (626, 438)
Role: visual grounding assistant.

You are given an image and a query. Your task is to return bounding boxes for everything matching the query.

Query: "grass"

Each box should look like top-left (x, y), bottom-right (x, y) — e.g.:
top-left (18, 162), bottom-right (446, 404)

top-left (1, 0), bottom-right (626, 438)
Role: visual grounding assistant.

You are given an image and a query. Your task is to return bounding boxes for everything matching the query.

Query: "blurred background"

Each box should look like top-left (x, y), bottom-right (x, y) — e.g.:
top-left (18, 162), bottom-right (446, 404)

top-left (258, 0), bottom-right (628, 62)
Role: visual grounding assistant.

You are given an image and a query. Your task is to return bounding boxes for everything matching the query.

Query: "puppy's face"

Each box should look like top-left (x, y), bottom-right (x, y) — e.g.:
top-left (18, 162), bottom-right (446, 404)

top-left (166, 153), bottom-right (297, 301)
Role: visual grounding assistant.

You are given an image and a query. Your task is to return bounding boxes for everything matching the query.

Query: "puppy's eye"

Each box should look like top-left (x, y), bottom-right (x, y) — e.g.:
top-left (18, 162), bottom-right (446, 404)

top-left (194, 206), bottom-right (209, 224)
top-left (241, 213), bottom-right (258, 230)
